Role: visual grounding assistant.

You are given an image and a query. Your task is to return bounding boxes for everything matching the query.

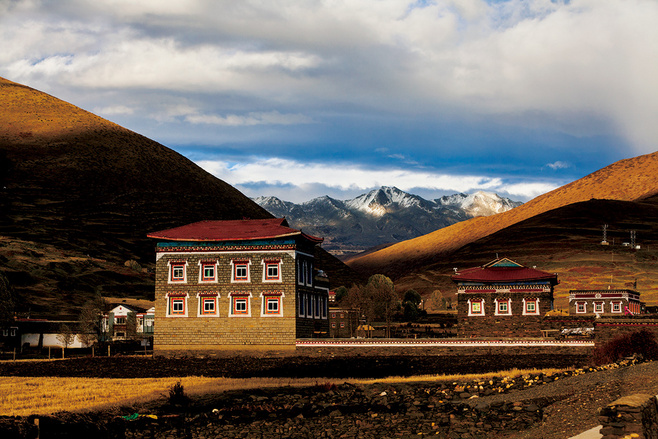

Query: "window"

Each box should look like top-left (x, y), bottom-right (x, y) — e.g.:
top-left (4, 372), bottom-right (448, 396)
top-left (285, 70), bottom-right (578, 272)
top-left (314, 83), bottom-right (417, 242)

top-left (262, 259), bottom-right (282, 282)
top-left (468, 299), bottom-right (485, 316)
top-left (197, 292), bottom-right (219, 317)
top-left (340, 322), bottom-right (345, 328)
top-left (331, 322), bottom-right (336, 328)
top-left (115, 317), bottom-right (126, 324)
top-left (261, 291), bottom-right (284, 317)
top-left (331, 312), bottom-right (336, 319)
top-left (168, 261), bottom-right (187, 283)
top-left (307, 294), bottom-right (314, 317)
top-left (231, 259), bottom-right (251, 283)
top-left (315, 295), bottom-right (321, 318)
top-left (611, 302), bottom-right (622, 313)
top-left (576, 302), bottom-right (586, 314)
top-left (523, 298), bottom-right (540, 316)
top-left (321, 296), bottom-right (327, 319)
top-left (340, 313), bottom-right (344, 319)
top-left (199, 261), bottom-right (217, 283)
top-left (298, 259), bottom-right (305, 285)
top-left (307, 262), bottom-right (313, 286)
top-left (494, 298), bottom-right (512, 316)
top-left (166, 293), bottom-right (189, 317)
top-left (229, 292), bottom-right (251, 317)
top-left (594, 302), bottom-right (604, 314)
top-left (10, 328), bottom-right (16, 337)
top-left (298, 292), bottom-right (306, 317)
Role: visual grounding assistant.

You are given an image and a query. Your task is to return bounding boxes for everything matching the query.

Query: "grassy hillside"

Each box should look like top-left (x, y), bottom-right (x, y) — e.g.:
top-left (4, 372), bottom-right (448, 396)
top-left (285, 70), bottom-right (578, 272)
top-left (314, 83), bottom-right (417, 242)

top-left (394, 196), bottom-right (658, 311)
top-left (0, 77), bottom-right (357, 317)
top-left (347, 152), bottom-right (658, 277)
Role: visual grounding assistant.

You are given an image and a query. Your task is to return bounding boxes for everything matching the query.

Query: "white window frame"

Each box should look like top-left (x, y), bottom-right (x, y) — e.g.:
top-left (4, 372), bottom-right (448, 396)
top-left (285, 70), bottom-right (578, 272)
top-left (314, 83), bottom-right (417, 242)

top-left (297, 259), bottom-right (305, 285)
top-left (467, 298), bottom-right (485, 316)
top-left (230, 259), bottom-right (251, 283)
top-left (306, 261), bottom-right (313, 287)
top-left (494, 298), bottom-right (512, 316)
top-left (260, 291), bottom-right (284, 317)
top-left (229, 292), bottom-right (252, 317)
top-left (611, 301), bottom-right (622, 313)
top-left (576, 301), bottom-right (587, 314)
top-left (307, 293), bottom-right (314, 318)
top-left (166, 292), bottom-right (189, 317)
top-left (594, 301), bottom-right (604, 314)
top-left (522, 298), bottom-right (540, 316)
top-left (196, 292), bottom-right (220, 317)
top-left (298, 292), bottom-right (306, 317)
top-left (168, 261), bottom-right (187, 284)
top-left (198, 261), bottom-right (218, 284)
top-left (262, 259), bottom-right (282, 283)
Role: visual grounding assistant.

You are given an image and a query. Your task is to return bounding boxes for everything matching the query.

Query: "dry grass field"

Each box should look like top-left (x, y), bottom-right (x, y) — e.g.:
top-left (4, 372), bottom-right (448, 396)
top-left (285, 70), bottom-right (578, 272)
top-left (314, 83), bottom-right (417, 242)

top-left (0, 366), bottom-right (569, 417)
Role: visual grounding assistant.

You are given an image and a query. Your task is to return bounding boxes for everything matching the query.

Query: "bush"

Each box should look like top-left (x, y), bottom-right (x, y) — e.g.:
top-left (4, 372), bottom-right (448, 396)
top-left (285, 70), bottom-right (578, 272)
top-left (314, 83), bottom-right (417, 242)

top-left (168, 381), bottom-right (190, 406)
top-left (592, 329), bottom-right (658, 366)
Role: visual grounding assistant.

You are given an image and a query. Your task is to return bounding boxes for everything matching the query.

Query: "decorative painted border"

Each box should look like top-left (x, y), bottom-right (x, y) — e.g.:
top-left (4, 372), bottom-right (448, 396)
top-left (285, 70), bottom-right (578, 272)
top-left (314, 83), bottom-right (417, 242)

top-left (296, 339), bottom-right (595, 347)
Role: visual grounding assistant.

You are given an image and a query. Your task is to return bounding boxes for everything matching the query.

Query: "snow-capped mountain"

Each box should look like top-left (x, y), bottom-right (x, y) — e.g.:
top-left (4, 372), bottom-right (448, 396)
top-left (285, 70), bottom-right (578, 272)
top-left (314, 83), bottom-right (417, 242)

top-left (253, 187), bottom-right (521, 257)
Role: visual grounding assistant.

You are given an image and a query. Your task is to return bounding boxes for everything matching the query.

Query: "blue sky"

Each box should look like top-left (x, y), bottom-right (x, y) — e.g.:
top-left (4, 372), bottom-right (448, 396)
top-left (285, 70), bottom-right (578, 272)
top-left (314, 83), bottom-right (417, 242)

top-left (1, 0), bottom-right (656, 202)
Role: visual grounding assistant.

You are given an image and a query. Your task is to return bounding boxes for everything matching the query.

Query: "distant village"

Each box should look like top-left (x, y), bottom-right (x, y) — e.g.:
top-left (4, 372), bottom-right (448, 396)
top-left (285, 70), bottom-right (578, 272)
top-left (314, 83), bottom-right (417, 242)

top-left (1, 218), bottom-right (654, 356)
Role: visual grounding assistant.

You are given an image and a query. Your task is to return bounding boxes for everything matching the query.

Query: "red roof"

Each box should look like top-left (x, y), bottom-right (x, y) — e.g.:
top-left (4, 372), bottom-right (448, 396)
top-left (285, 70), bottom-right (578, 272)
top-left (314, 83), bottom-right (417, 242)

top-left (147, 218), bottom-right (323, 243)
top-left (452, 259), bottom-right (558, 284)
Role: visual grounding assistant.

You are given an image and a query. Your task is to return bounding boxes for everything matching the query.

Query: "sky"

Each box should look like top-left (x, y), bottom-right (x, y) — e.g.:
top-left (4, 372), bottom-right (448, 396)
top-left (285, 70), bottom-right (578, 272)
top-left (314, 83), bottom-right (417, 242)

top-left (1, 0), bottom-right (657, 203)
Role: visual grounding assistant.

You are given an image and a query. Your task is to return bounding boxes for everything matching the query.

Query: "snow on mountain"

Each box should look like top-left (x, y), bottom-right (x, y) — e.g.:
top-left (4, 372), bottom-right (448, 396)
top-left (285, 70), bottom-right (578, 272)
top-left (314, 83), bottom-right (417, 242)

top-left (253, 188), bottom-right (522, 256)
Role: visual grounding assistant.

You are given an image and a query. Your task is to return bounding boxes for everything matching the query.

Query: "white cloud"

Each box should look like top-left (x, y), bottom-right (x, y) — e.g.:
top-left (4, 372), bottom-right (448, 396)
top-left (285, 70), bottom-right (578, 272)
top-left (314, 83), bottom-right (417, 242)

top-left (197, 157), bottom-right (559, 203)
top-left (546, 161), bottom-right (570, 170)
top-left (94, 105), bottom-right (134, 115)
top-left (186, 111), bottom-right (313, 126)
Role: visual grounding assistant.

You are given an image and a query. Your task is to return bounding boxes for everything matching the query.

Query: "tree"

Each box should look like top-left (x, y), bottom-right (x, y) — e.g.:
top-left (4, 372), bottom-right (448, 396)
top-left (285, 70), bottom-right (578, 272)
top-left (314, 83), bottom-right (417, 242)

top-left (403, 290), bottom-right (421, 306)
top-left (56, 324), bottom-right (76, 353)
top-left (401, 289), bottom-right (422, 322)
top-left (0, 272), bottom-right (16, 326)
top-left (78, 294), bottom-right (109, 347)
top-left (334, 286), bottom-right (348, 303)
top-left (364, 274), bottom-right (398, 338)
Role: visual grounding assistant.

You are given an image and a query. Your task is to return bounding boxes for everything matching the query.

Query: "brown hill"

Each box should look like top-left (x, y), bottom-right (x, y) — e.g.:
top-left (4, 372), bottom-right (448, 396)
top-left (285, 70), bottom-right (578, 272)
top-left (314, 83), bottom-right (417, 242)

top-left (347, 151), bottom-right (658, 280)
top-left (392, 195), bottom-right (658, 311)
top-left (0, 77), bottom-right (356, 317)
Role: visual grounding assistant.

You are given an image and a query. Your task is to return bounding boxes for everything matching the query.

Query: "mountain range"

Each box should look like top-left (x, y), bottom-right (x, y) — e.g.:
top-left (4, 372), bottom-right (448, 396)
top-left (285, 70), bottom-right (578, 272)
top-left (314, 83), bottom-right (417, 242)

top-left (254, 188), bottom-right (522, 256)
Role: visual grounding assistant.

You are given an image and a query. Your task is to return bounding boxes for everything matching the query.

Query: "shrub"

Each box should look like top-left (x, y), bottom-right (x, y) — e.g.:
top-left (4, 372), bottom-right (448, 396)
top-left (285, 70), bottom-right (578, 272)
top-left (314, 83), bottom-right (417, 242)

top-left (168, 381), bottom-right (190, 406)
top-left (592, 329), bottom-right (658, 366)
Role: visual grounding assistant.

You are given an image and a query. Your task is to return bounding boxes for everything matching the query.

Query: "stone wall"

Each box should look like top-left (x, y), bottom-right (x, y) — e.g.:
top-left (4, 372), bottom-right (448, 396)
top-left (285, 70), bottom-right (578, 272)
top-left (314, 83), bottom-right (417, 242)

top-left (457, 291), bottom-right (554, 338)
top-left (598, 394), bottom-right (658, 439)
top-left (154, 250), bottom-right (300, 351)
top-left (595, 318), bottom-right (658, 345)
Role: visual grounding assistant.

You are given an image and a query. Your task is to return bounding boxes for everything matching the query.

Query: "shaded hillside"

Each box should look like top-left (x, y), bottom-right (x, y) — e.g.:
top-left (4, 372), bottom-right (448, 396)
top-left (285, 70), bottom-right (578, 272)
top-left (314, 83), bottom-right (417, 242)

top-left (347, 151), bottom-right (658, 277)
top-left (0, 77), bottom-right (356, 317)
top-left (394, 196), bottom-right (658, 311)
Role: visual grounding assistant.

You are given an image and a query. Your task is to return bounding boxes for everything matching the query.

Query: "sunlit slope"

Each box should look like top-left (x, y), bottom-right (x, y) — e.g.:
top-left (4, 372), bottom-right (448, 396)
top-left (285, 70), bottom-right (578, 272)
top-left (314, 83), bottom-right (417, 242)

top-left (347, 151), bottom-right (658, 277)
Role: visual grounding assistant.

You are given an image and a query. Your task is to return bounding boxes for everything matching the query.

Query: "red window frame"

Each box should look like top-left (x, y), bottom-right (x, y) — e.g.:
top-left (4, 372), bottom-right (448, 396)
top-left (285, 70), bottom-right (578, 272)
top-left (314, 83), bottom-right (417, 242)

top-left (576, 302), bottom-right (586, 313)
top-left (170, 297), bottom-right (186, 315)
top-left (234, 263), bottom-right (249, 281)
top-left (201, 298), bottom-right (216, 315)
top-left (170, 263), bottom-right (186, 282)
top-left (469, 299), bottom-right (484, 316)
top-left (264, 261), bottom-right (280, 281)
top-left (201, 263), bottom-right (216, 282)
top-left (233, 297), bottom-right (248, 315)
top-left (265, 297), bottom-right (280, 315)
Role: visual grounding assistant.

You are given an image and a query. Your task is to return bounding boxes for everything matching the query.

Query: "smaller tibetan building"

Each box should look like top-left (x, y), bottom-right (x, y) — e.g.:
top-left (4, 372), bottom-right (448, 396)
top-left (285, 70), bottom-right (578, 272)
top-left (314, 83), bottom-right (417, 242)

top-left (569, 289), bottom-right (643, 316)
top-left (452, 258), bottom-right (558, 337)
top-left (148, 218), bottom-right (329, 355)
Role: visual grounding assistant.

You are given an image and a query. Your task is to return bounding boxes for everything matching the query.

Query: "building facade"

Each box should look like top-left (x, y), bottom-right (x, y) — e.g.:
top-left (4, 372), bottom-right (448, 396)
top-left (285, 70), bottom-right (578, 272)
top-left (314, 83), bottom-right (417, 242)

top-left (148, 218), bottom-right (330, 354)
top-left (328, 307), bottom-right (359, 338)
top-left (452, 258), bottom-right (558, 337)
top-left (569, 289), bottom-right (643, 316)
top-left (102, 304), bottom-right (155, 344)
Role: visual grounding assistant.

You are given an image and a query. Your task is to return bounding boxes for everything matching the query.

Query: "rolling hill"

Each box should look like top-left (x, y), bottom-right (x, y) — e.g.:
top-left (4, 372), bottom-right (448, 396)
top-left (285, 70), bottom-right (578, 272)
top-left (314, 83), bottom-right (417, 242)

top-left (392, 195), bottom-right (658, 311)
top-left (346, 151), bottom-right (658, 282)
top-left (0, 77), bottom-right (356, 317)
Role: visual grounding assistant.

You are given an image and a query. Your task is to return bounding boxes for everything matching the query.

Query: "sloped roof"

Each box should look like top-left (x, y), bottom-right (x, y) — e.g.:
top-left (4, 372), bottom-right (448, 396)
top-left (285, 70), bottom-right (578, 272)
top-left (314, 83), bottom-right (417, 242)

top-left (452, 258), bottom-right (558, 284)
top-left (147, 218), bottom-right (323, 243)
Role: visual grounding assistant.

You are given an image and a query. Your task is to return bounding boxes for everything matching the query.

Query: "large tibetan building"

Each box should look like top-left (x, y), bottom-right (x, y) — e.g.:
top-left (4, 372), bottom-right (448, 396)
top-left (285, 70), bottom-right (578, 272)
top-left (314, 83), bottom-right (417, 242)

top-left (452, 258), bottom-right (559, 337)
top-left (148, 218), bottom-right (329, 355)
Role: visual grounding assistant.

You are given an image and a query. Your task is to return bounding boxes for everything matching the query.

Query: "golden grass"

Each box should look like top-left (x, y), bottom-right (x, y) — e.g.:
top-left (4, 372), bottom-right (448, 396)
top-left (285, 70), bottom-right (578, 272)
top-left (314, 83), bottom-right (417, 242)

top-left (0, 367), bottom-right (572, 417)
